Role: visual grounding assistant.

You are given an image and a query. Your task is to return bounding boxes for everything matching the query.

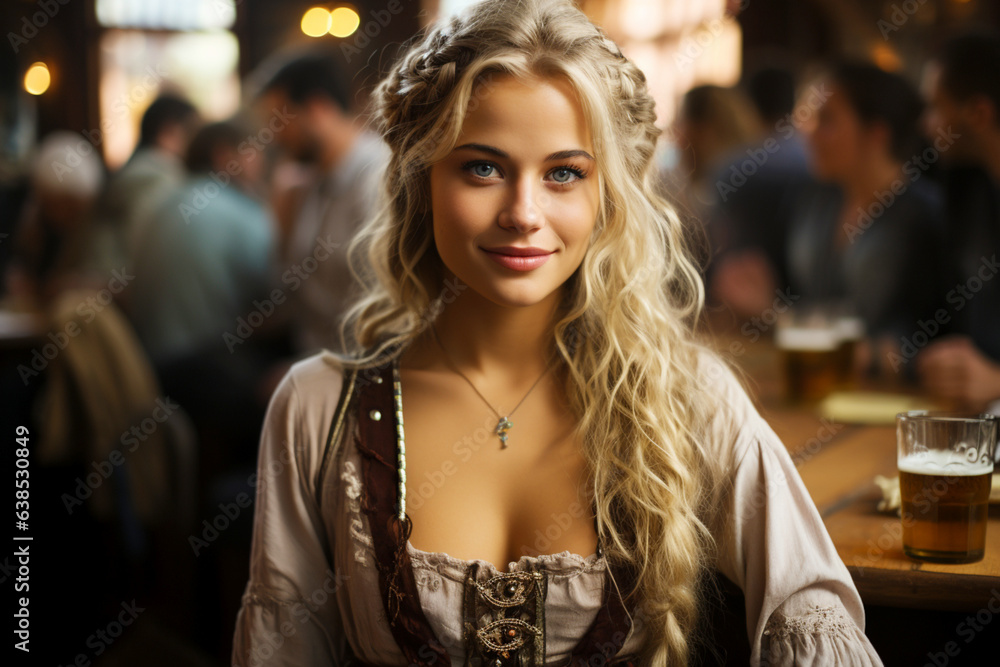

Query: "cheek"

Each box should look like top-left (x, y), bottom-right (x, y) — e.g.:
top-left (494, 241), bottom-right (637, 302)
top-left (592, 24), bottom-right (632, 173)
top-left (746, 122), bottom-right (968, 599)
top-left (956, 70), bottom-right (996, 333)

top-left (430, 176), bottom-right (492, 262)
top-left (431, 176), bottom-right (466, 235)
top-left (550, 191), bottom-right (598, 249)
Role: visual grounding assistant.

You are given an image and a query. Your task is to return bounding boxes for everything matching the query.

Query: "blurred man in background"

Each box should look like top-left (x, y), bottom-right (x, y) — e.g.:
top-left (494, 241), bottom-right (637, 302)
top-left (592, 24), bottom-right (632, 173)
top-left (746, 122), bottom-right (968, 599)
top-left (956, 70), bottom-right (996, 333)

top-left (706, 66), bottom-right (817, 319)
top-left (258, 53), bottom-right (389, 356)
top-left (124, 119), bottom-right (276, 472)
top-left (787, 61), bottom-right (945, 379)
top-left (126, 120), bottom-right (273, 363)
top-left (918, 31), bottom-right (1000, 412)
top-left (92, 93), bottom-right (200, 273)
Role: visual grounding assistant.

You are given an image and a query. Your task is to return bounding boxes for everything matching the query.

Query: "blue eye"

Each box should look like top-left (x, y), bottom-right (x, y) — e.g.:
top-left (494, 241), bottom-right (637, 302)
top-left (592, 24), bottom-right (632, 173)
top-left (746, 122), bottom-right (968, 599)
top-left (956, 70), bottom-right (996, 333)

top-left (464, 161), bottom-right (497, 179)
top-left (549, 166), bottom-right (585, 184)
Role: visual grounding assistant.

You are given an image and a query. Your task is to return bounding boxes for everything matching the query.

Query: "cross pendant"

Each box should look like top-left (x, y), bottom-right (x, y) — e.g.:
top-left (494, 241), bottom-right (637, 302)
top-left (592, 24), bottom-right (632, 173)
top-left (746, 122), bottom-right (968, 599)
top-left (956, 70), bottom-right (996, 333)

top-left (495, 416), bottom-right (513, 448)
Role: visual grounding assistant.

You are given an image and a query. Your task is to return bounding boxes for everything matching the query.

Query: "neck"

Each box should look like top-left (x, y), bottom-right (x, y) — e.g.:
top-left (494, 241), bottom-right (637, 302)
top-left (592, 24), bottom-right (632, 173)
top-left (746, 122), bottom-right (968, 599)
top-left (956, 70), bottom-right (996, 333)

top-left (403, 272), bottom-right (564, 389)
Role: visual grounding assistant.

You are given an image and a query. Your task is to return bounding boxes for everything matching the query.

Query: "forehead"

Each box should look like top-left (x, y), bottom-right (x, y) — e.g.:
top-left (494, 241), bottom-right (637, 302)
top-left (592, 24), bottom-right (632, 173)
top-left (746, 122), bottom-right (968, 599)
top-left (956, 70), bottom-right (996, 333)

top-left (457, 73), bottom-right (594, 151)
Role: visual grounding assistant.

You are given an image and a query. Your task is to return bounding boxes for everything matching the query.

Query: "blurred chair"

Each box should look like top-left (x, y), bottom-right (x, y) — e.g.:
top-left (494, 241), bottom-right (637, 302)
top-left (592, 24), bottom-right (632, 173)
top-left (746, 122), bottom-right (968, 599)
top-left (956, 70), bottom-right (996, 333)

top-left (37, 289), bottom-right (179, 525)
top-left (32, 288), bottom-right (202, 651)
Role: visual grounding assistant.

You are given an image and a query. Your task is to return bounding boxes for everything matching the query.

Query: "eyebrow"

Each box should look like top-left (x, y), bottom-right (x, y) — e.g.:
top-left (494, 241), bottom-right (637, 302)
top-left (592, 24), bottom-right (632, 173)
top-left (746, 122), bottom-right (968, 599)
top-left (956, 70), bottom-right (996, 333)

top-left (453, 142), bottom-right (595, 162)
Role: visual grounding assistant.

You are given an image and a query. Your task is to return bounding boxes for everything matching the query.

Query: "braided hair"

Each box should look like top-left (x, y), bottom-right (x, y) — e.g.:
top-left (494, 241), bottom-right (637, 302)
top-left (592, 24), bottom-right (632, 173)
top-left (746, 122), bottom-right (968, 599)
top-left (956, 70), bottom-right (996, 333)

top-left (338, 2), bottom-right (717, 664)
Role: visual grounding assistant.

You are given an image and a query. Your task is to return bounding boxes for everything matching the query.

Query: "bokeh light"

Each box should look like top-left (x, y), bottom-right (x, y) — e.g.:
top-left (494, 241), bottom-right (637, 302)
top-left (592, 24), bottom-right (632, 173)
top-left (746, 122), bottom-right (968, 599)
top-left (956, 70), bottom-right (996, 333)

top-left (24, 62), bottom-right (51, 95)
top-left (329, 7), bottom-right (360, 38)
top-left (301, 7), bottom-right (333, 38)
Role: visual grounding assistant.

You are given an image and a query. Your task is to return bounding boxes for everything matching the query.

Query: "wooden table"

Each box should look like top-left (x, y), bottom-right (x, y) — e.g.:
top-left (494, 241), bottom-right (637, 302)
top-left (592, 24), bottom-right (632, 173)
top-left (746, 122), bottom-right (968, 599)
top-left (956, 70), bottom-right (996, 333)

top-left (707, 329), bottom-right (1000, 613)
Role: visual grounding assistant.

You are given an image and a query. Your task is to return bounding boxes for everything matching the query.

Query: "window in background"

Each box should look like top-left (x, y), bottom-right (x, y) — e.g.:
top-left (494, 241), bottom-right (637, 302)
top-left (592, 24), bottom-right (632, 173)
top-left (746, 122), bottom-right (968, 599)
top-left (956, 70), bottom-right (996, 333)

top-left (95, 0), bottom-right (241, 168)
top-left (587, 0), bottom-right (741, 131)
top-left (425, 0), bottom-right (741, 168)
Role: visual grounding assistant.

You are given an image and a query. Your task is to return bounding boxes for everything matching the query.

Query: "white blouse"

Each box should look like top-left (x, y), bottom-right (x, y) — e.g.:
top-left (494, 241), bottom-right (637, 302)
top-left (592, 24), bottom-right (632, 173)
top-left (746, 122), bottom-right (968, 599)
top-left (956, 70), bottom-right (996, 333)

top-left (232, 347), bottom-right (884, 666)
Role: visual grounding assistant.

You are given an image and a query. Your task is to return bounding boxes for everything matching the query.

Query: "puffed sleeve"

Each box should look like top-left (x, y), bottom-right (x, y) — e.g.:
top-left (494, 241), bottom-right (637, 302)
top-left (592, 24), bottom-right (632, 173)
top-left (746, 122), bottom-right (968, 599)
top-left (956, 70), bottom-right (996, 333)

top-left (232, 359), bottom-right (348, 666)
top-left (698, 350), bottom-right (884, 666)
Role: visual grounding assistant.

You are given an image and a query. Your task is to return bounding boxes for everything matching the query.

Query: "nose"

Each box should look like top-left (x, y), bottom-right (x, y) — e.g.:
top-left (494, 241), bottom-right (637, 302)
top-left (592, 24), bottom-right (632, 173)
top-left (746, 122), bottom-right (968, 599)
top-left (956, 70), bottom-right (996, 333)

top-left (499, 174), bottom-right (543, 231)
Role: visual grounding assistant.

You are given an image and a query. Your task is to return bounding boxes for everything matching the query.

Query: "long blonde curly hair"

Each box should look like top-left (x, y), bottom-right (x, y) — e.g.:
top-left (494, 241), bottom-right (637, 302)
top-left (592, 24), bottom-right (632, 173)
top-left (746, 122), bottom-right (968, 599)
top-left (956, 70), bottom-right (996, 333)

top-left (331, 0), bottom-right (719, 663)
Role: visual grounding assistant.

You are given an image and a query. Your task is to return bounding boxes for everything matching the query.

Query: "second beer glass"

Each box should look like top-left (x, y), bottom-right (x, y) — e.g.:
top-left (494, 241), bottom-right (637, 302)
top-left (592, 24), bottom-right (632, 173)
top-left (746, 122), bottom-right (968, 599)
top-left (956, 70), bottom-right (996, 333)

top-left (896, 411), bottom-right (997, 564)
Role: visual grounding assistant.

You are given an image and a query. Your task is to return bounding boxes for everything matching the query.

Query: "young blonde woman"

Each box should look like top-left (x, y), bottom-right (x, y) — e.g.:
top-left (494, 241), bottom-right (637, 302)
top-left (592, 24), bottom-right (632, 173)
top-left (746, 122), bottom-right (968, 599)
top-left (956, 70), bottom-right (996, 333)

top-left (233, 1), bottom-right (883, 665)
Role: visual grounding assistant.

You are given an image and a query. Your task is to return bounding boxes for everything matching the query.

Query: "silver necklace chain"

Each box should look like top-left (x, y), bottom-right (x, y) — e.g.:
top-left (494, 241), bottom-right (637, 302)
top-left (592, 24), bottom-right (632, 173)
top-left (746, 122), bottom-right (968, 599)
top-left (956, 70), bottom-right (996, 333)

top-left (429, 322), bottom-right (552, 448)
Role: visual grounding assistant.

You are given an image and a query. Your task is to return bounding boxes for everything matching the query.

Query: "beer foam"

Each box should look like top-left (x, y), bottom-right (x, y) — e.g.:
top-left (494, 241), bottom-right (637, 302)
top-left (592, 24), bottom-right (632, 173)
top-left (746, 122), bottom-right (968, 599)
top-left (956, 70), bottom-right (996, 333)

top-left (835, 316), bottom-right (864, 341)
top-left (776, 326), bottom-right (839, 351)
top-left (899, 449), bottom-right (994, 476)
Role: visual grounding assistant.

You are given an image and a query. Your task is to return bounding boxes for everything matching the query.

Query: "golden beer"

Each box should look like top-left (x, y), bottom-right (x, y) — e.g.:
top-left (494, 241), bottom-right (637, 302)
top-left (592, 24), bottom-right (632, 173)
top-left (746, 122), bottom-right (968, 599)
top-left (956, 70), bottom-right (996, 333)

top-left (898, 452), bottom-right (993, 563)
top-left (833, 316), bottom-right (864, 390)
top-left (777, 327), bottom-right (840, 403)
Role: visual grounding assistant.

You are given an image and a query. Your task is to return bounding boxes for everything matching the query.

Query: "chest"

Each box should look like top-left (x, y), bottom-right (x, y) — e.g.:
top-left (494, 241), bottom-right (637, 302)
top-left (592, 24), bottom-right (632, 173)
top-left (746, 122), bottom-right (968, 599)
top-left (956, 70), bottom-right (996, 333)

top-left (334, 356), bottom-right (640, 666)
top-left (395, 367), bottom-right (599, 570)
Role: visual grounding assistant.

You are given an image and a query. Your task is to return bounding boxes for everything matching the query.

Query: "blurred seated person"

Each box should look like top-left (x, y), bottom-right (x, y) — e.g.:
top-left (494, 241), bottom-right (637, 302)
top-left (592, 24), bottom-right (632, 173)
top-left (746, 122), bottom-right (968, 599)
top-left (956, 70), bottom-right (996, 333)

top-left (787, 61), bottom-right (946, 381)
top-left (90, 93), bottom-right (200, 273)
top-left (124, 119), bottom-right (279, 470)
top-left (6, 131), bottom-right (106, 302)
top-left (918, 32), bottom-right (1000, 412)
top-left (667, 84), bottom-right (763, 280)
top-left (708, 66), bottom-right (817, 319)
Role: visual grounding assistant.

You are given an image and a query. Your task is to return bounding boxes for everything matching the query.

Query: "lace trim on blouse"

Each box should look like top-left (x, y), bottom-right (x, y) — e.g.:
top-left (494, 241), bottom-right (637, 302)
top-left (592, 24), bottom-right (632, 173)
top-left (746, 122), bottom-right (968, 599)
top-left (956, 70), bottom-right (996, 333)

top-left (762, 605), bottom-right (856, 641)
top-left (406, 542), bottom-right (606, 576)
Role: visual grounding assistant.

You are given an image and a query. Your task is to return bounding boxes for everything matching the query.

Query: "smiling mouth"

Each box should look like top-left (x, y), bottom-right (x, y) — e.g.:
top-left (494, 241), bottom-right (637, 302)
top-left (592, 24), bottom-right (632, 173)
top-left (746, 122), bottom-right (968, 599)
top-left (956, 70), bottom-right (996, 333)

top-left (480, 248), bottom-right (555, 271)
top-left (480, 247), bottom-right (555, 257)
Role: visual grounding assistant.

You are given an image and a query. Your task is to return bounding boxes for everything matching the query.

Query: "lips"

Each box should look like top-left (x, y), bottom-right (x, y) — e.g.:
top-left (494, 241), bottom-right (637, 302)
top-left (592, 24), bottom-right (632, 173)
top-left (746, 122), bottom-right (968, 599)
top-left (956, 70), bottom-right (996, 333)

top-left (480, 246), bottom-right (554, 257)
top-left (481, 246), bottom-right (554, 271)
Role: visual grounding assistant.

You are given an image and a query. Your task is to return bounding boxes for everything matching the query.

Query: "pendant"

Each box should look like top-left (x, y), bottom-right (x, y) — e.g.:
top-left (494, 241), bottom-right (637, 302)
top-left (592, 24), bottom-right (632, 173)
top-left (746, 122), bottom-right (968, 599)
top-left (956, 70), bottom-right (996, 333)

top-left (495, 416), bottom-right (513, 448)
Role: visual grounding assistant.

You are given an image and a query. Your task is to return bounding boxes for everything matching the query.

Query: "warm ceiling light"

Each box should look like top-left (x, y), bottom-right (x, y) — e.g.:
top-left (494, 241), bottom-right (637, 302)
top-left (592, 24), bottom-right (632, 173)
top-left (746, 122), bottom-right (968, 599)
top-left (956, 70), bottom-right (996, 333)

top-left (301, 7), bottom-right (332, 38)
top-left (872, 43), bottom-right (902, 72)
top-left (329, 7), bottom-right (360, 38)
top-left (24, 62), bottom-right (51, 95)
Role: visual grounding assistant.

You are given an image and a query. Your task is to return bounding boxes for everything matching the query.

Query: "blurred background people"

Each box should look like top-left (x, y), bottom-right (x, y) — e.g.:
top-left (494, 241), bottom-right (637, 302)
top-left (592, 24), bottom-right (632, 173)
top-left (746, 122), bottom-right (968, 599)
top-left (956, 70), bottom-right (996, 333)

top-left (257, 53), bottom-right (390, 357)
top-left (670, 84), bottom-right (763, 212)
top-left (125, 120), bottom-right (272, 364)
top-left (121, 118), bottom-right (282, 657)
top-left (124, 119), bottom-right (278, 473)
top-left (90, 94), bottom-right (201, 274)
top-left (706, 65), bottom-right (817, 319)
top-left (917, 31), bottom-right (1000, 411)
top-left (2, 1), bottom-right (999, 664)
top-left (664, 84), bottom-right (762, 281)
top-left (787, 61), bottom-right (947, 379)
top-left (7, 131), bottom-right (105, 301)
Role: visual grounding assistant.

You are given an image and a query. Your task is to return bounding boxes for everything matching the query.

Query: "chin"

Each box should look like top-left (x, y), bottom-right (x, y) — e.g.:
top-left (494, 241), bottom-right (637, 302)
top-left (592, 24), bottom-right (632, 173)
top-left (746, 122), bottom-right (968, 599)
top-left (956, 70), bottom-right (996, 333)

top-left (474, 280), bottom-right (560, 309)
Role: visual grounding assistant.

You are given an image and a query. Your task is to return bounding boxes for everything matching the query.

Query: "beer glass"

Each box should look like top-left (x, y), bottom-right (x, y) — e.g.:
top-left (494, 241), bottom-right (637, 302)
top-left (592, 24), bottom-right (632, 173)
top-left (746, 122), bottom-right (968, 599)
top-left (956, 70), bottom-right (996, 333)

top-left (833, 315), bottom-right (864, 390)
top-left (896, 411), bottom-right (997, 563)
top-left (776, 325), bottom-right (841, 403)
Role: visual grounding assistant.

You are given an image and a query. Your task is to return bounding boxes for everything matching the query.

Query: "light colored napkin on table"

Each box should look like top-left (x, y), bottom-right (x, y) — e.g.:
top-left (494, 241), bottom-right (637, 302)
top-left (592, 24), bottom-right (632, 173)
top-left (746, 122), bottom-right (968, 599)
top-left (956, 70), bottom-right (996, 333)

top-left (819, 391), bottom-right (939, 425)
